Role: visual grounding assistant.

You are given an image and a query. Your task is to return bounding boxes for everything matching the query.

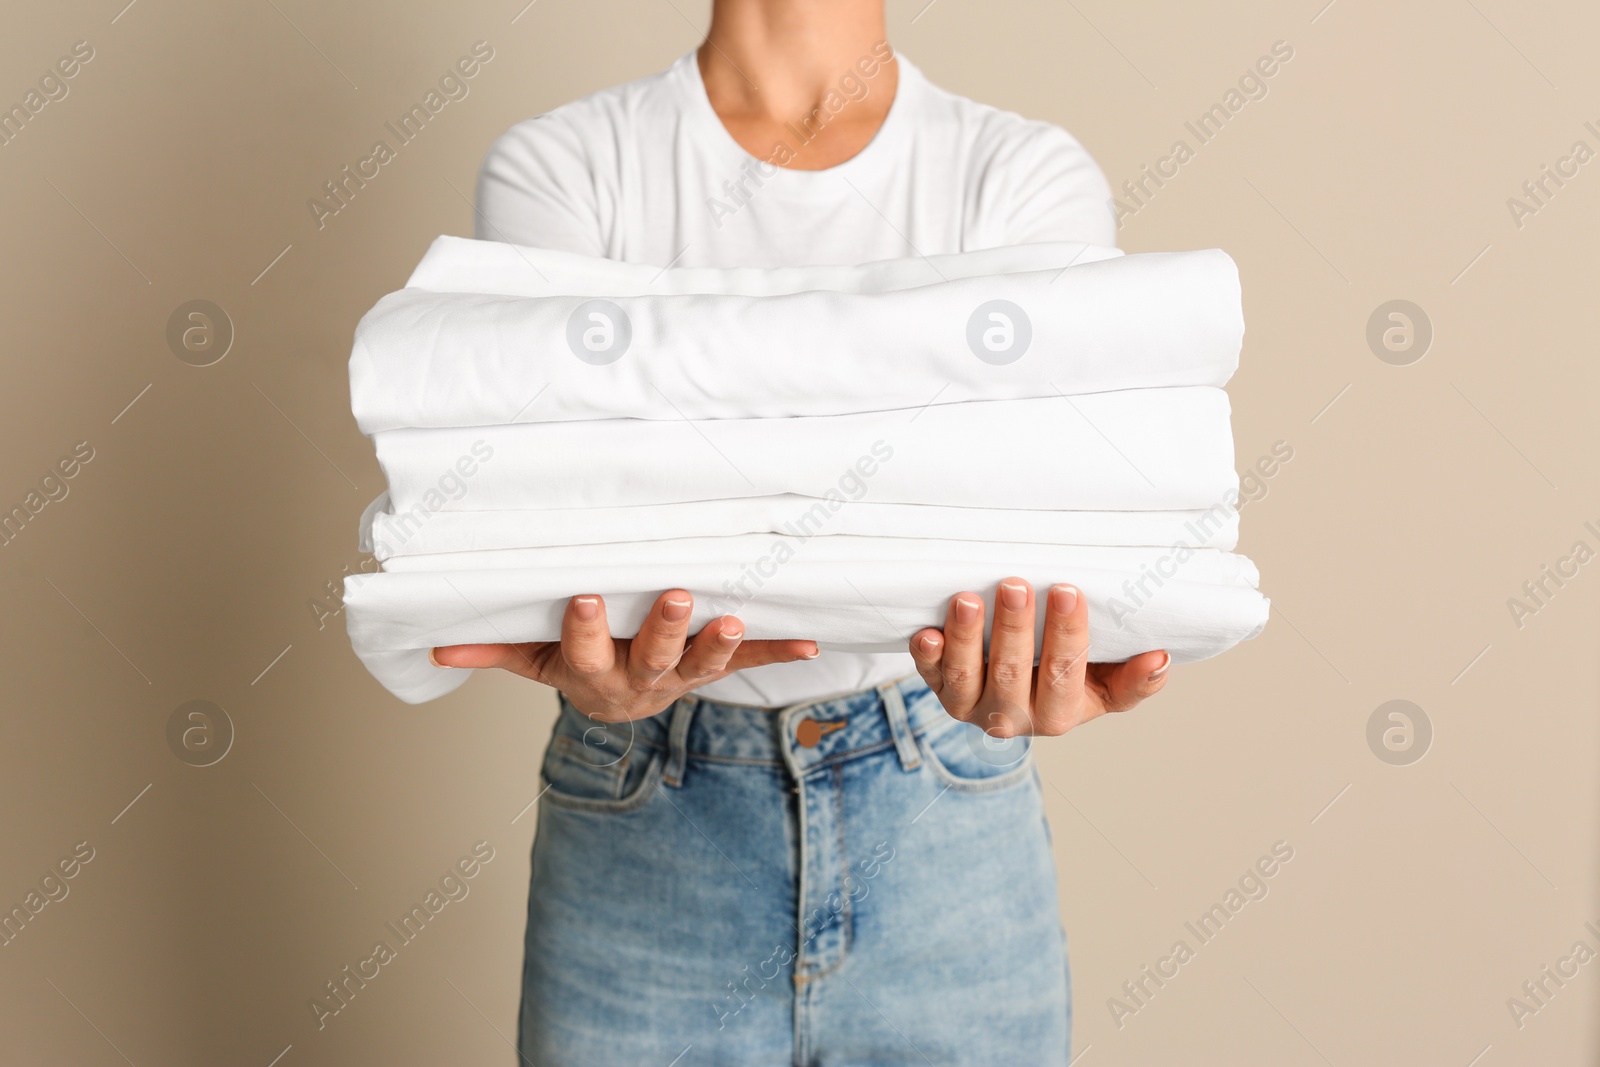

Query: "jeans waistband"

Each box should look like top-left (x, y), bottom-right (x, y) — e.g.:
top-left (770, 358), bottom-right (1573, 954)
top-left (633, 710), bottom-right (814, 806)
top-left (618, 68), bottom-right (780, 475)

top-left (556, 675), bottom-right (952, 781)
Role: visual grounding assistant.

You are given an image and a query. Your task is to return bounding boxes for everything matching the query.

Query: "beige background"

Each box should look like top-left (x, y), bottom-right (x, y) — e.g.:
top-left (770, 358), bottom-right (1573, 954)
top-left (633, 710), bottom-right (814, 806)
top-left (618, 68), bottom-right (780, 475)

top-left (2, 0), bottom-right (1596, 1063)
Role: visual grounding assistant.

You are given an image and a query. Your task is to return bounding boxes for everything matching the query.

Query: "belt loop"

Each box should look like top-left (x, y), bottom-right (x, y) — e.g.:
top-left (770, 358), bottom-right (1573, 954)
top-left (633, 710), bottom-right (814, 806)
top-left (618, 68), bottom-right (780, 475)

top-left (879, 681), bottom-right (922, 772)
top-left (660, 697), bottom-right (695, 788)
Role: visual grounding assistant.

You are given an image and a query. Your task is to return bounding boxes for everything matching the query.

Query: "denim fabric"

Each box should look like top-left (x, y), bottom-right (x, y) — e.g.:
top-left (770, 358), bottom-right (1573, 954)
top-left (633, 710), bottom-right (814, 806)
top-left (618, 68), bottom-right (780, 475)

top-left (518, 676), bottom-right (1070, 1066)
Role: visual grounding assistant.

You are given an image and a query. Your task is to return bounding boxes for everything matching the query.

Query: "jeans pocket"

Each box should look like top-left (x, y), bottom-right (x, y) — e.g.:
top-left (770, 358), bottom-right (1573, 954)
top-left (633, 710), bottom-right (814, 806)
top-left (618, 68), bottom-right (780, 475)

top-left (540, 708), bottom-right (663, 813)
top-left (541, 740), bottom-right (663, 813)
top-left (916, 717), bottom-right (1035, 794)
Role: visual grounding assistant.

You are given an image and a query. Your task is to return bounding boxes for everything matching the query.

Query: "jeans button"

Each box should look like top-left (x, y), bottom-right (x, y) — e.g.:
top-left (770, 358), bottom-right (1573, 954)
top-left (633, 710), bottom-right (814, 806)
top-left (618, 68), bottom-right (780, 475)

top-left (795, 718), bottom-right (844, 748)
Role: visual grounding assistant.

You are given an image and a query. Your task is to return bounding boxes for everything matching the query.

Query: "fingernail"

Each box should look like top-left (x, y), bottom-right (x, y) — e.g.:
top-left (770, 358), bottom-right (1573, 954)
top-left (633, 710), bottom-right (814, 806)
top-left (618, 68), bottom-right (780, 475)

top-left (801, 645), bottom-right (820, 659)
top-left (428, 648), bottom-right (451, 668)
top-left (720, 621), bottom-right (744, 643)
top-left (1148, 652), bottom-right (1171, 682)
top-left (954, 595), bottom-right (980, 625)
top-left (1050, 584), bottom-right (1078, 614)
top-left (662, 597), bottom-right (691, 622)
top-left (999, 581), bottom-right (1028, 611)
top-left (573, 596), bottom-right (600, 622)
top-left (917, 633), bottom-right (940, 656)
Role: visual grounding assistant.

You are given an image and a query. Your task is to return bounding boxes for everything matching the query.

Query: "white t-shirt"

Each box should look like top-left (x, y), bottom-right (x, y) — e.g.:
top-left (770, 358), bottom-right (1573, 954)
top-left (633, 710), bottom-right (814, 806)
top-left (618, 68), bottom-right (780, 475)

top-left (475, 49), bottom-right (1114, 707)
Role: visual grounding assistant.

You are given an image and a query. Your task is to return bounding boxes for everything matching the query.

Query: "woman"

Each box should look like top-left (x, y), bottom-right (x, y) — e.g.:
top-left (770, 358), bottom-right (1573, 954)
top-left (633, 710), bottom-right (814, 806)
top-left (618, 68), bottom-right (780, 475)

top-left (434, 1), bottom-right (1171, 1061)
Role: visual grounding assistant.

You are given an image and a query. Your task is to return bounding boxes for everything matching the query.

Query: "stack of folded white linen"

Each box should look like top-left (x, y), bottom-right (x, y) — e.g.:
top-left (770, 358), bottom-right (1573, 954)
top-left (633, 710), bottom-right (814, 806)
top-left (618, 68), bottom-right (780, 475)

top-left (344, 236), bottom-right (1269, 703)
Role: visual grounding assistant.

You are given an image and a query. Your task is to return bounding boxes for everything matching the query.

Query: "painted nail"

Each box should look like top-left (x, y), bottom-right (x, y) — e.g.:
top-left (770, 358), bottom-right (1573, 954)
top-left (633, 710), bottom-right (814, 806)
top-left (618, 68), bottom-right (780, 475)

top-left (573, 596), bottom-right (600, 622)
top-left (999, 581), bottom-right (1028, 610)
top-left (801, 645), bottom-right (821, 660)
top-left (1051, 584), bottom-right (1078, 614)
top-left (954, 596), bottom-right (981, 625)
top-left (917, 633), bottom-right (940, 656)
top-left (662, 597), bottom-right (692, 622)
top-left (1147, 652), bottom-right (1171, 682)
top-left (720, 621), bottom-right (744, 643)
top-left (428, 648), bottom-right (452, 668)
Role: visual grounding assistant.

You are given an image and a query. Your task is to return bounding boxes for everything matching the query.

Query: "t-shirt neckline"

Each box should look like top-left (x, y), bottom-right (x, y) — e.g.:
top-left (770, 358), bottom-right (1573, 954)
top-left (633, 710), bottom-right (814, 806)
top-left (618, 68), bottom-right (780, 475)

top-left (673, 48), bottom-right (917, 183)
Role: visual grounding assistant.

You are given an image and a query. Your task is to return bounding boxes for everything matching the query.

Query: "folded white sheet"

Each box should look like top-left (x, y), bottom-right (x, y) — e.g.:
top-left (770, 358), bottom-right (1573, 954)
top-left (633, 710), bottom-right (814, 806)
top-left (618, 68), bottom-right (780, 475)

top-left (362, 495), bottom-right (1239, 557)
top-left (376, 534), bottom-right (1255, 579)
top-left (350, 250), bottom-right (1243, 433)
top-left (375, 389), bottom-right (1238, 514)
top-left (343, 542), bottom-right (1269, 704)
top-left (403, 234), bottom-right (1125, 297)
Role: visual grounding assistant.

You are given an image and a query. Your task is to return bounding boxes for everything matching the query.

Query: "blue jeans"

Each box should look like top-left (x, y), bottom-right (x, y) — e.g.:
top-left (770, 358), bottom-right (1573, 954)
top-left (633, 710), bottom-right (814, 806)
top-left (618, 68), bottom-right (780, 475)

top-left (519, 676), bottom-right (1070, 1065)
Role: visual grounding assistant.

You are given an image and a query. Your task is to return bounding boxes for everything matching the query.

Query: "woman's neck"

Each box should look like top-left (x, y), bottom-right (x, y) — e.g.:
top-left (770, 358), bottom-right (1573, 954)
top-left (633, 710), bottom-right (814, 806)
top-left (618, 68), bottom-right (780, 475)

top-left (698, 0), bottom-right (897, 170)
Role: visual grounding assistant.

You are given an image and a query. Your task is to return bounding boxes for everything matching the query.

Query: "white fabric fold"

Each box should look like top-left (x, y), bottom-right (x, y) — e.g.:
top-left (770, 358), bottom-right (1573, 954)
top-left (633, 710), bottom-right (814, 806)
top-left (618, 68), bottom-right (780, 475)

top-left (351, 249), bottom-right (1243, 432)
top-left (375, 535), bottom-right (1257, 581)
top-left (403, 234), bottom-right (1125, 297)
top-left (343, 542), bottom-right (1269, 704)
top-left (374, 389), bottom-right (1238, 513)
top-left (362, 496), bottom-right (1239, 557)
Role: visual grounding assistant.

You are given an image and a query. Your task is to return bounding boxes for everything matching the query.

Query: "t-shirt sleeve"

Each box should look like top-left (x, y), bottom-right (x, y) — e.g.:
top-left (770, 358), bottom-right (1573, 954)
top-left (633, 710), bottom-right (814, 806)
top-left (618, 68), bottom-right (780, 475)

top-left (473, 114), bottom-right (609, 256)
top-left (971, 121), bottom-right (1116, 250)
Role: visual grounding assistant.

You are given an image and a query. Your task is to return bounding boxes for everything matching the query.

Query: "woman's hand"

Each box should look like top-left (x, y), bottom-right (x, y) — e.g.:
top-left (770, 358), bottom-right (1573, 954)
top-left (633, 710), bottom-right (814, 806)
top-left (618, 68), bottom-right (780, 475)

top-left (909, 578), bottom-right (1169, 738)
top-left (431, 589), bottom-right (819, 722)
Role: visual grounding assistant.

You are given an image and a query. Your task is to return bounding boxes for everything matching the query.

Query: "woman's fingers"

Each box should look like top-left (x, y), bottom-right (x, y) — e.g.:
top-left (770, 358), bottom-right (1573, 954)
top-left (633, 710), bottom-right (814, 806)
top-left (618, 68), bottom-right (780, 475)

top-left (673, 616), bottom-right (747, 683)
top-left (1032, 583), bottom-right (1089, 734)
top-left (625, 590), bottom-right (693, 686)
top-left (560, 594), bottom-right (617, 679)
top-left (431, 643), bottom-right (506, 669)
top-left (727, 638), bottom-right (821, 671)
top-left (980, 578), bottom-right (1035, 736)
top-left (1089, 650), bottom-right (1171, 714)
top-left (430, 642), bottom-right (549, 680)
top-left (436, 597), bottom-right (815, 712)
top-left (936, 593), bottom-right (986, 719)
top-left (908, 628), bottom-right (945, 694)
top-left (909, 581), bottom-right (1167, 736)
